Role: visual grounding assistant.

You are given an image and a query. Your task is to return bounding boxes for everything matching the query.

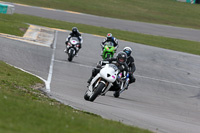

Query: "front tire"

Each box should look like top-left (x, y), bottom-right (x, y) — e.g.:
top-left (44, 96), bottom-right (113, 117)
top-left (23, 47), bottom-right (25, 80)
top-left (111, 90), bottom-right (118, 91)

top-left (84, 90), bottom-right (90, 101)
top-left (89, 82), bottom-right (105, 102)
top-left (106, 54), bottom-right (110, 59)
top-left (68, 49), bottom-right (74, 61)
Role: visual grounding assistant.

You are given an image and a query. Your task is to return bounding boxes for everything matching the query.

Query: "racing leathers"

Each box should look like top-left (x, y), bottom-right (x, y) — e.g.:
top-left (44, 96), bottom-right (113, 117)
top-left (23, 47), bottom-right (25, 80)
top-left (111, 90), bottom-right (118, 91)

top-left (126, 56), bottom-right (136, 84)
top-left (101, 37), bottom-right (118, 52)
top-left (65, 32), bottom-right (83, 49)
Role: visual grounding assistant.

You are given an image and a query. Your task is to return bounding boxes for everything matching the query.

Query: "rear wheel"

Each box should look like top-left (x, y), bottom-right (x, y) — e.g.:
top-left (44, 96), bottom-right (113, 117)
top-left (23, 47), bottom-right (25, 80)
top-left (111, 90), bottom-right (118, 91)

top-left (89, 82), bottom-right (105, 102)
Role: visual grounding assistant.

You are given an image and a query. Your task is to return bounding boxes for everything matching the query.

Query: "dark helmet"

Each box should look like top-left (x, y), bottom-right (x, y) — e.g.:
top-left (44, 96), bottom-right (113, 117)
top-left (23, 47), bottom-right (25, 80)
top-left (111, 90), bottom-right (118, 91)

top-left (116, 51), bottom-right (127, 65)
top-left (72, 27), bottom-right (78, 34)
top-left (106, 33), bottom-right (113, 41)
top-left (123, 47), bottom-right (132, 57)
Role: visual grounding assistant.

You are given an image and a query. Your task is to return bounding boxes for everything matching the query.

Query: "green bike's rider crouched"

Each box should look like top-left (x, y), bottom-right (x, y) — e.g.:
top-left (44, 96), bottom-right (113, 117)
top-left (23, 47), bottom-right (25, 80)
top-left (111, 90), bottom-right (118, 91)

top-left (87, 52), bottom-right (129, 91)
top-left (101, 33), bottom-right (119, 54)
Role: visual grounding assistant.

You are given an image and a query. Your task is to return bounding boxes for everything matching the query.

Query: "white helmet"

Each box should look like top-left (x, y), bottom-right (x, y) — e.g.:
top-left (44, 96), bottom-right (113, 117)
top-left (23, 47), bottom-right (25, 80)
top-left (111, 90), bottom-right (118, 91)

top-left (123, 47), bottom-right (132, 57)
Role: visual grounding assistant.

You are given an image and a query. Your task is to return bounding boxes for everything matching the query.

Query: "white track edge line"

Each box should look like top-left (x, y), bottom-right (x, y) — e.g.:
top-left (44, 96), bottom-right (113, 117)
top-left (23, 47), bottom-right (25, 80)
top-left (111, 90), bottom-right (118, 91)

top-left (46, 31), bottom-right (58, 92)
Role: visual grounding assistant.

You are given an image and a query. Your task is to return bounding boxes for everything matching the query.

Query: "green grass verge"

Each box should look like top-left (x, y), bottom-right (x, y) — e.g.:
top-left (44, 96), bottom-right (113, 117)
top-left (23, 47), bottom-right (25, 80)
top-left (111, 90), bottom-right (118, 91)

top-left (3, 0), bottom-right (200, 29)
top-left (0, 61), bottom-right (152, 133)
top-left (0, 14), bottom-right (28, 36)
top-left (1, 13), bottom-right (200, 56)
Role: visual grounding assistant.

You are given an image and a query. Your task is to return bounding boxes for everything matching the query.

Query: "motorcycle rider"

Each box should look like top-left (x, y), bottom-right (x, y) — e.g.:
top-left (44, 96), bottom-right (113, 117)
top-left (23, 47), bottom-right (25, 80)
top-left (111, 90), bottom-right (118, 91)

top-left (87, 51), bottom-right (129, 91)
top-left (101, 33), bottom-right (119, 53)
top-left (123, 47), bottom-right (136, 89)
top-left (64, 27), bottom-right (83, 53)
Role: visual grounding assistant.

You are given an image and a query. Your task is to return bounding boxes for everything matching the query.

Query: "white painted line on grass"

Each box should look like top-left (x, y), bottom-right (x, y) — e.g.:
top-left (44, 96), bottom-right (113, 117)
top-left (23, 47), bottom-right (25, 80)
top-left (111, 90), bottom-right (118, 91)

top-left (46, 31), bottom-right (58, 92)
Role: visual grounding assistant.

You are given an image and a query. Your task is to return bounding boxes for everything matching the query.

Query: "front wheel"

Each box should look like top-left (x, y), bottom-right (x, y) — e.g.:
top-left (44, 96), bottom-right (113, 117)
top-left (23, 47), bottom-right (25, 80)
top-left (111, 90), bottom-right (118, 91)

top-left (68, 49), bottom-right (74, 61)
top-left (106, 54), bottom-right (110, 59)
top-left (89, 82), bottom-right (105, 102)
top-left (105, 53), bottom-right (113, 59)
top-left (84, 90), bottom-right (90, 101)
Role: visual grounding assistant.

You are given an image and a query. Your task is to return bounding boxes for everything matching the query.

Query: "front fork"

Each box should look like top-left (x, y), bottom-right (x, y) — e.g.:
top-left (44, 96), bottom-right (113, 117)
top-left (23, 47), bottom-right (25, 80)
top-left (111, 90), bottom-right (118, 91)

top-left (119, 78), bottom-right (129, 94)
top-left (101, 82), bottom-right (112, 95)
top-left (88, 75), bottom-right (111, 96)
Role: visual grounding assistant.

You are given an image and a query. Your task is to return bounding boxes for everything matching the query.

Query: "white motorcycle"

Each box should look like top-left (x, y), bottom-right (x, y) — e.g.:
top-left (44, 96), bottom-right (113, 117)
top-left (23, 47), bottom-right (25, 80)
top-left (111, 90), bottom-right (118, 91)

top-left (66, 37), bottom-right (80, 61)
top-left (84, 64), bottom-right (120, 102)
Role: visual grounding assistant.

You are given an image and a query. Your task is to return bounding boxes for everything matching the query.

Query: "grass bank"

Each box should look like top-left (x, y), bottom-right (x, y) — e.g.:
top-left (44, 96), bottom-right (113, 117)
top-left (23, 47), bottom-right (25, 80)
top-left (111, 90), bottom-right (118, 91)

top-left (0, 61), bottom-right (152, 133)
top-left (3, 0), bottom-right (200, 29)
top-left (0, 14), bottom-right (28, 36)
top-left (0, 13), bottom-right (200, 55)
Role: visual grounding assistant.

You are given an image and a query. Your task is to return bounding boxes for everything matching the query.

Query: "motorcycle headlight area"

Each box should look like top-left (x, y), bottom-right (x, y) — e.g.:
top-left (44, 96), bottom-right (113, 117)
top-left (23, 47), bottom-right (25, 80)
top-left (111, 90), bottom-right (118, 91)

top-left (100, 67), bottom-right (117, 83)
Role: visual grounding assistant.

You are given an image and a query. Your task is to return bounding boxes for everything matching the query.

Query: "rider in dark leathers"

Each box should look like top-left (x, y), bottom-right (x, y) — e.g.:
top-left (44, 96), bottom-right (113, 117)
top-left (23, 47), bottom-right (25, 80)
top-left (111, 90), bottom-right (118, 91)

top-left (87, 51), bottom-right (129, 91)
top-left (123, 47), bottom-right (136, 88)
top-left (65, 27), bottom-right (83, 52)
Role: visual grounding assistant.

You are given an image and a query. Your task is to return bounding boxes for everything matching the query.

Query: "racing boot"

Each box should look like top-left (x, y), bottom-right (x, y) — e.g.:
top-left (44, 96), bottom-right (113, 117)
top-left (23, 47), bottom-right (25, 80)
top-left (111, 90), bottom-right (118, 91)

top-left (113, 91), bottom-right (120, 98)
top-left (79, 43), bottom-right (82, 49)
top-left (87, 76), bottom-right (93, 86)
top-left (125, 84), bottom-right (129, 90)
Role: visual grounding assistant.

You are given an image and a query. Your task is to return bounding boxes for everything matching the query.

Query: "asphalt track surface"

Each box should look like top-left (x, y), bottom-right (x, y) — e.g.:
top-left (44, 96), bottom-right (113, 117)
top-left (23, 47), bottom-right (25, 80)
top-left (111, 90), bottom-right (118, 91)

top-left (1, 30), bottom-right (200, 133)
top-left (1, 2), bottom-right (200, 133)
top-left (2, 1), bottom-right (200, 42)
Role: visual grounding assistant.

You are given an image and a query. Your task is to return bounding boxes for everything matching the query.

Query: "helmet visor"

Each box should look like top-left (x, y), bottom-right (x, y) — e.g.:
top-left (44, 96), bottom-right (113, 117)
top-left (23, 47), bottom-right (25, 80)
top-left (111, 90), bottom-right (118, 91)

top-left (119, 58), bottom-right (125, 63)
top-left (72, 30), bottom-right (77, 33)
top-left (125, 51), bottom-right (131, 56)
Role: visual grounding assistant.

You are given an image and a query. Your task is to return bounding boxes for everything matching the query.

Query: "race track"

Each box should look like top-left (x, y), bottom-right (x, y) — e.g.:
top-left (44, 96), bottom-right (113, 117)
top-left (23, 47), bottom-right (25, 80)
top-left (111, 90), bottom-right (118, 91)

top-left (1, 1), bottom-right (200, 133)
top-left (1, 30), bottom-right (200, 133)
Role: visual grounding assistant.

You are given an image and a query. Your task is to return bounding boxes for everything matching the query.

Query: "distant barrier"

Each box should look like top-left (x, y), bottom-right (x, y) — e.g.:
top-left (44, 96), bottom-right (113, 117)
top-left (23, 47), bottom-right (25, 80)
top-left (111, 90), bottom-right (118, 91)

top-left (187, 0), bottom-right (196, 4)
top-left (0, 3), bottom-right (15, 14)
top-left (177, 0), bottom-right (200, 4)
top-left (196, 0), bottom-right (200, 3)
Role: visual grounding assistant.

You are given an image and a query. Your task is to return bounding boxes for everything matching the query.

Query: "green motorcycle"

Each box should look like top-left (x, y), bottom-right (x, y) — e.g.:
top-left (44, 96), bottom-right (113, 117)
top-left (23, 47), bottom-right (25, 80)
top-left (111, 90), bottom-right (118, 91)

top-left (102, 42), bottom-right (115, 60)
